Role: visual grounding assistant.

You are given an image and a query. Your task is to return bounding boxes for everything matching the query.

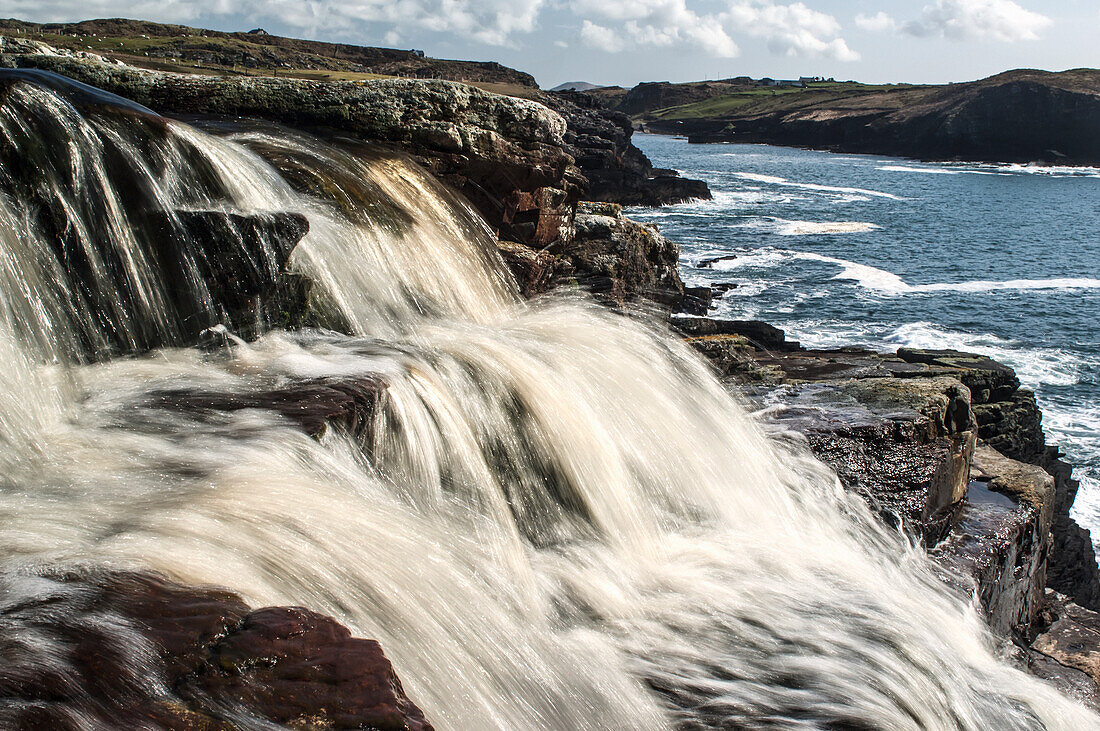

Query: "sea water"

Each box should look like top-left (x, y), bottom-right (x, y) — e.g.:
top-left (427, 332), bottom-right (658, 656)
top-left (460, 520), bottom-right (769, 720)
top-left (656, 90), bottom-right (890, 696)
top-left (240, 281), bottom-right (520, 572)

top-left (630, 133), bottom-right (1100, 554)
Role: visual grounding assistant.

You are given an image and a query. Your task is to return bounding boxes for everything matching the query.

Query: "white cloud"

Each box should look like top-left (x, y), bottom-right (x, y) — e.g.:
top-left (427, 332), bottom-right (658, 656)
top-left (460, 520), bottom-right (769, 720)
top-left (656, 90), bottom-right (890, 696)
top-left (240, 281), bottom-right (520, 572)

top-left (12, 0), bottom-right (549, 47)
top-left (855, 12), bottom-right (897, 33)
top-left (575, 0), bottom-right (856, 61)
top-left (12, 0), bottom-right (859, 59)
top-left (723, 2), bottom-right (859, 61)
top-left (903, 0), bottom-right (1052, 42)
top-left (580, 20), bottom-right (626, 53)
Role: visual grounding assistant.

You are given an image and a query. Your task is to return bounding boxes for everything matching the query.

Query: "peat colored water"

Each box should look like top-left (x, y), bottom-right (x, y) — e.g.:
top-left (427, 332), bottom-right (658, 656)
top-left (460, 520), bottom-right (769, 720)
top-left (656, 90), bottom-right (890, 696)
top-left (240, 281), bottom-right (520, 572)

top-left (631, 133), bottom-right (1100, 555)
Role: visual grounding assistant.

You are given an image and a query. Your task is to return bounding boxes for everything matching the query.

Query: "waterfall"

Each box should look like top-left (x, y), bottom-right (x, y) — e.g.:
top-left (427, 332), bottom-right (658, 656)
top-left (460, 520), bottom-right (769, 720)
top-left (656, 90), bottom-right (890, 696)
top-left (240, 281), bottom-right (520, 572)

top-left (0, 71), bottom-right (1096, 730)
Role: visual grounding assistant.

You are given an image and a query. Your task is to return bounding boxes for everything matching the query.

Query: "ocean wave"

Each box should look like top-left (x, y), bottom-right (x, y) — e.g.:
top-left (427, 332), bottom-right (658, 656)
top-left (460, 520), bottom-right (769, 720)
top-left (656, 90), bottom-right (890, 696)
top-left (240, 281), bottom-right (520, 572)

top-left (777, 220), bottom-right (881, 236)
top-left (706, 249), bottom-right (789, 271)
top-left (700, 246), bottom-right (1100, 296)
top-left (884, 322), bottom-right (1089, 387)
top-left (795, 252), bottom-right (910, 293)
top-left (730, 172), bottom-right (905, 200)
top-left (628, 189), bottom-right (798, 217)
top-left (916, 278), bottom-right (1100, 293)
top-left (998, 163), bottom-right (1100, 178)
top-left (877, 165), bottom-right (960, 175)
top-left (729, 217), bottom-right (881, 236)
top-left (1070, 473), bottom-right (1100, 546)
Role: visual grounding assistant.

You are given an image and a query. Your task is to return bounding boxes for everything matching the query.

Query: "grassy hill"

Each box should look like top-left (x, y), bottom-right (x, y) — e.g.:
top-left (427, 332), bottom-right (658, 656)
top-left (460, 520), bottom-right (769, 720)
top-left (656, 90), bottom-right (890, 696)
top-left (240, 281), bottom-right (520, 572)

top-left (0, 17), bottom-right (537, 88)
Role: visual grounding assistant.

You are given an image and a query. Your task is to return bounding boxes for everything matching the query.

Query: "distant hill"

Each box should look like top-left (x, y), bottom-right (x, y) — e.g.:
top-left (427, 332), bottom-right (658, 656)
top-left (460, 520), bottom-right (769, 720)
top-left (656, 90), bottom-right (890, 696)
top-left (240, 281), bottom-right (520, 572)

top-left (578, 71), bottom-right (1100, 165)
top-left (0, 17), bottom-right (538, 88)
top-left (550, 81), bottom-right (602, 92)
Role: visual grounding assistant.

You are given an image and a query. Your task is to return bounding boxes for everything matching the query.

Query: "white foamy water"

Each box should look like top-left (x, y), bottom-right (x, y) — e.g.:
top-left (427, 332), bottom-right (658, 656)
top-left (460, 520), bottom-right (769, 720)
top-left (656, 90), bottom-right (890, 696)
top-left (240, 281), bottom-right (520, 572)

top-left (877, 165), bottom-right (961, 175)
top-left (775, 219), bottom-right (881, 236)
top-left (886, 322), bottom-right (1091, 388)
top-left (730, 171), bottom-right (906, 200)
top-left (0, 73), bottom-right (1097, 730)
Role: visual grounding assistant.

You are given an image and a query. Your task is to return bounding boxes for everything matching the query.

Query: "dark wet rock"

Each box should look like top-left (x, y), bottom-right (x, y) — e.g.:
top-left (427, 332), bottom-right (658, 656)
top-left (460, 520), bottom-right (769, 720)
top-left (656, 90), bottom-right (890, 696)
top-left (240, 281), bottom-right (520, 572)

top-left (893, 349), bottom-right (1100, 608)
top-left (708, 341), bottom-right (980, 542)
top-left (555, 202), bottom-right (684, 307)
top-left (184, 606), bottom-right (432, 731)
top-left (544, 91), bottom-right (710, 207)
top-left (672, 316), bottom-right (795, 352)
top-left (896, 350), bottom-right (1046, 464)
top-left (496, 240), bottom-right (559, 298)
top-left (0, 565), bottom-right (432, 731)
top-left (897, 348), bottom-right (1020, 404)
top-left (678, 286), bottom-right (714, 315)
top-left (1044, 450), bottom-right (1100, 611)
top-left (972, 389), bottom-right (1046, 464)
top-left (682, 335), bottom-right (754, 377)
top-left (756, 375), bottom-right (976, 543)
top-left (698, 254), bottom-right (738, 269)
top-left (149, 375), bottom-right (386, 440)
top-left (1026, 646), bottom-right (1100, 712)
top-left (932, 445), bottom-right (1054, 637)
top-left (144, 210), bottom-right (312, 340)
top-left (1031, 593), bottom-right (1100, 702)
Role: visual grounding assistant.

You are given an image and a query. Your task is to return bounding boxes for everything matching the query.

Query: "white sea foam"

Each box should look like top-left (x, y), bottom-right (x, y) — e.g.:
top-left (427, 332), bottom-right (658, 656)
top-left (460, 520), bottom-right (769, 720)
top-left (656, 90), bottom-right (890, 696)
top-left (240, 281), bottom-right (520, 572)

top-left (707, 248), bottom-right (789, 271)
top-left (699, 245), bottom-right (1100, 297)
top-left (1071, 473), bottom-right (1100, 552)
top-left (629, 189), bottom-right (798, 218)
top-left (885, 322), bottom-right (1088, 388)
top-left (731, 171), bottom-right (905, 200)
top-left (777, 220), bottom-right (882, 236)
top-left (918, 278), bottom-right (1100, 293)
top-left (877, 165), bottom-right (960, 175)
top-left (788, 252), bottom-right (909, 293)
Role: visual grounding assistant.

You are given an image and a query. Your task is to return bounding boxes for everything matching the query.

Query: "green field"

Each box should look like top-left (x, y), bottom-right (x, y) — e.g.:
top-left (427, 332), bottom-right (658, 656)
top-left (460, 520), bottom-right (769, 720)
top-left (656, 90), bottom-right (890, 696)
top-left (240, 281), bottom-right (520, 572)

top-left (648, 82), bottom-right (931, 122)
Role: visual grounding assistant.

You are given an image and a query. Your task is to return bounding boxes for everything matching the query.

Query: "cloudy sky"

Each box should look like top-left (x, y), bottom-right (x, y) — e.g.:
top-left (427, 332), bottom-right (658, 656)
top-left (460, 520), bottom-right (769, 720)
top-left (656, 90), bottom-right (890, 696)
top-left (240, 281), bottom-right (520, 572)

top-left (11, 0), bottom-right (1098, 88)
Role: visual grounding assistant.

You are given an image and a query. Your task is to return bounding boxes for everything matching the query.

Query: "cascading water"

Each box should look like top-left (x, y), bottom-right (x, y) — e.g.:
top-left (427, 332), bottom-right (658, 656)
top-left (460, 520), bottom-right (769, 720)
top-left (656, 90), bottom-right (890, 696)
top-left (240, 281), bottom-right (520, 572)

top-left (0, 70), bottom-right (1096, 730)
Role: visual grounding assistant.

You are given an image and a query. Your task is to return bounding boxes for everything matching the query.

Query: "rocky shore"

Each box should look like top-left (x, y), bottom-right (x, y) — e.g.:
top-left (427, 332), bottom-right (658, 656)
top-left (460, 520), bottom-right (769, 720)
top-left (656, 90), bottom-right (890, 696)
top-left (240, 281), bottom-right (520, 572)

top-left (670, 312), bottom-right (1100, 706)
top-left (587, 71), bottom-right (1100, 167)
top-left (2, 47), bottom-right (1100, 727)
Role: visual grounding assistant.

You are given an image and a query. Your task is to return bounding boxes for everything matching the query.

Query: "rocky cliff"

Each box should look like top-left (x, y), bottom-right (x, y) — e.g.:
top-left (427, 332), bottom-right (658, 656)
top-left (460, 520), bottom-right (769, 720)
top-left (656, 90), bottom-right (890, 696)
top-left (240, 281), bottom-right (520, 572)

top-left (1, 44), bottom-right (709, 251)
top-left (635, 70), bottom-right (1100, 165)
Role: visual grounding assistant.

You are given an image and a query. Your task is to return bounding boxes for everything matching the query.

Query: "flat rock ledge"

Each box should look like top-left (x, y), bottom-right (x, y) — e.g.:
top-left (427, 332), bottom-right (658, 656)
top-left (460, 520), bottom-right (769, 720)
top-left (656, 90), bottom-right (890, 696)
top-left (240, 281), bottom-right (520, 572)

top-left (0, 565), bottom-right (433, 730)
top-left (680, 318), bottom-right (1100, 702)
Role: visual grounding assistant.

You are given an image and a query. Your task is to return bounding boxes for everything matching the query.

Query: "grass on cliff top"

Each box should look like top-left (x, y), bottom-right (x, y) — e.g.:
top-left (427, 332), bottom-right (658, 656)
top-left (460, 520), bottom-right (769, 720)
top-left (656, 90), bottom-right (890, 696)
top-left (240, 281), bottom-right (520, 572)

top-left (649, 82), bottom-right (933, 121)
top-left (5, 29), bottom-right (396, 81)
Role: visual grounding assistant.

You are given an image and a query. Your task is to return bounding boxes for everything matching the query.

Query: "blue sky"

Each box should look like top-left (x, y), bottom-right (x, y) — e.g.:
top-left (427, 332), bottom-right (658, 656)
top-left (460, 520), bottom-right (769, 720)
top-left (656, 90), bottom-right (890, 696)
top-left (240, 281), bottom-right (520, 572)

top-left (9, 1), bottom-right (1098, 88)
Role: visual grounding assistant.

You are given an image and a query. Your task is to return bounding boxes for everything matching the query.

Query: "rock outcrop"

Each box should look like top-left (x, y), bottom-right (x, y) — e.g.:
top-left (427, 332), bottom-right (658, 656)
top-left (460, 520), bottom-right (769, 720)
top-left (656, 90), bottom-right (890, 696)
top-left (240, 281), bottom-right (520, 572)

top-left (680, 320), bottom-right (1100, 697)
top-left (497, 202), bottom-right (684, 307)
top-left (1, 50), bottom-right (710, 253)
top-left (0, 566), bottom-right (433, 730)
top-left (545, 91), bottom-right (711, 206)
top-left (0, 57), bottom-right (581, 250)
